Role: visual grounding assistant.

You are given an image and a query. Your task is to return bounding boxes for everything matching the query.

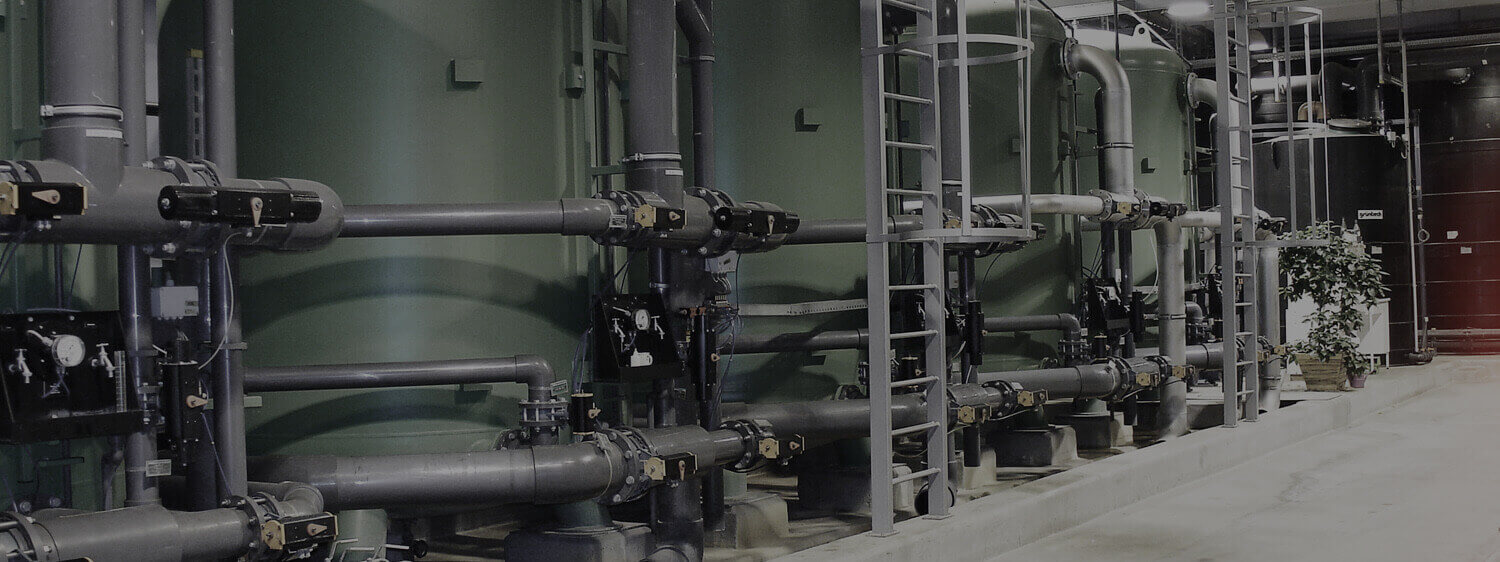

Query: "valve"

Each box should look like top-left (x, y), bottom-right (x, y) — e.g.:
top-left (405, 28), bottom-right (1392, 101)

top-left (158, 184), bottom-right (322, 228)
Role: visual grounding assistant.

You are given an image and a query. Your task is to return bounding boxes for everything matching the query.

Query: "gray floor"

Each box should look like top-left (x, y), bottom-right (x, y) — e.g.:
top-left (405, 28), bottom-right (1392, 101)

top-left (991, 358), bottom-right (1500, 562)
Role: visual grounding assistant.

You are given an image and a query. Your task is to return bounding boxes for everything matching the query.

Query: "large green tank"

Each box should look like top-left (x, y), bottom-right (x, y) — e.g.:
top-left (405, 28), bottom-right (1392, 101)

top-left (969, 3), bottom-right (1080, 370)
top-left (1075, 27), bottom-right (1197, 288)
top-left (222, 1), bottom-right (594, 456)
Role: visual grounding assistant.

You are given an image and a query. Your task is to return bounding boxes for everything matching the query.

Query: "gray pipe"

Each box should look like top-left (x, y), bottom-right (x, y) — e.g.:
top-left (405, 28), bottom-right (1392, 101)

top-left (677, 0), bottom-right (714, 191)
top-left (119, 0), bottom-right (147, 166)
top-left (1068, 42), bottom-right (1135, 199)
top-left (210, 252), bottom-right (248, 499)
top-left (204, 0), bottom-right (236, 176)
top-left (1188, 76), bottom-right (1219, 112)
top-left (983, 314), bottom-right (1082, 341)
top-left (975, 363), bottom-right (1120, 400)
top-left (1257, 244), bottom-right (1284, 411)
top-left (41, 0), bottom-right (123, 192)
top-left (1154, 222), bottom-right (1188, 439)
top-left (720, 395), bottom-right (926, 443)
top-left (782, 215), bottom-right (922, 245)
top-left (338, 200), bottom-right (618, 238)
top-left (724, 330), bottom-right (867, 354)
top-left (248, 425), bottom-right (745, 512)
top-left (0, 482), bottom-right (323, 562)
top-left (906, 193), bottom-right (1111, 217)
top-left (1139, 342), bottom-right (1224, 369)
top-left (244, 355), bottom-right (555, 402)
top-left (625, 0), bottom-right (684, 204)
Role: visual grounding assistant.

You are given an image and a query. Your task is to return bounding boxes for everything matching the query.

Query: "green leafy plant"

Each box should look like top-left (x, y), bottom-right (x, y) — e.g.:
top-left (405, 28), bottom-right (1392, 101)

top-left (1279, 223), bottom-right (1387, 377)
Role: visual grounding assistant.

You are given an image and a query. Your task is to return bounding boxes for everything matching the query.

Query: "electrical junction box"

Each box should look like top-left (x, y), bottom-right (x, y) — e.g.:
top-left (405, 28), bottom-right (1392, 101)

top-left (152, 285), bottom-right (200, 319)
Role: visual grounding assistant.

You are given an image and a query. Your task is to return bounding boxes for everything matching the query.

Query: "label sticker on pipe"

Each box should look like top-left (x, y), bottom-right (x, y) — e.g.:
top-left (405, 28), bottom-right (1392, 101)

top-left (85, 128), bottom-right (123, 139)
top-left (145, 459), bottom-right (172, 477)
top-left (1357, 209), bottom-right (1383, 220)
top-left (1448, 230), bottom-right (1460, 240)
top-left (1462, 246), bottom-right (1474, 255)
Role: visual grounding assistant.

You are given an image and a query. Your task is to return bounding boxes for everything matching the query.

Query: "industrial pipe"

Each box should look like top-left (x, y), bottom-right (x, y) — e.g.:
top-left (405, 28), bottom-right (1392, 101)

top-left (724, 330), bottom-right (868, 354)
top-left (975, 363), bottom-right (1121, 400)
top-left (204, 0), bottom-right (237, 176)
top-left (720, 394), bottom-right (926, 443)
top-left (339, 200), bottom-right (618, 238)
top-left (1257, 242), bottom-right (1285, 411)
top-left (244, 355), bottom-right (557, 400)
top-left (984, 314), bottom-right (1082, 342)
top-left (677, 0), bottom-right (714, 191)
top-left (782, 215), bottom-right (923, 245)
top-left (0, 482), bottom-right (325, 562)
top-left (1139, 342), bottom-right (1224, 369)
top-left (1068, 42), bottom-right (1136, 200)
top-left (1154, 222), bottom-right (1189, 439)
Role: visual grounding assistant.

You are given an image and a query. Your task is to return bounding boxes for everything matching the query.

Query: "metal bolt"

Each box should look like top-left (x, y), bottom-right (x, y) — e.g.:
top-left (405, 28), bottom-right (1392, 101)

top-left (158, 197), bottom-right (171, 209)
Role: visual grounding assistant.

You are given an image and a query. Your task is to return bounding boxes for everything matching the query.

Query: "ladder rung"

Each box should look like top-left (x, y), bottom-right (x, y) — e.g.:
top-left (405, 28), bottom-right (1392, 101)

top-left (1236, 361), bottom-right (1256, 367)
top-left (886, 188), bottom-right (937, 197)
top-left (1228, 95), bottom-right (1248, 104)
top-left (1236, 302), bottom-right (1253, 307)
top-left (1236, 390), bottom-right (1257, 396)
top-left (890, 329), bottom-right (939, 340)
top-left (1227, 36), bottom-right (1248, 48)
top-left (1234, 331), bottom-right (1254, 337)
top-left (881, 0), bottom-right (932, 15)
top-left (898, 375), bottom-right (942, 387)
top-left (897, 237), bottom-right (936, 243)
top-left (1231, 155), bottom-right (1250, 163)
top-left (891, 421), bottom-right (941, 437)
top-left (1234, 273), bottom-right (1254, 278)
top-left (885, 140), bottom-right (935, 152)
top-left (893, 467), bottom-right (942, 485)
top-left (895, 48), bottom-right (933, 60)
top-left (889, 283), bottom-right (939, 291)
top-left (883, 91), bottom-right (934, 105)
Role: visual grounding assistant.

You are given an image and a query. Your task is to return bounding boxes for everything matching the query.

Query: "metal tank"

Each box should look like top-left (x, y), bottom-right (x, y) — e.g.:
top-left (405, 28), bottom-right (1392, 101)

top-left (967, 3), bottom-right (1080, 370)
top-left (716, 0), bottom-right (1079, 403)
top-left (1413, 60), bottom-right (1500, 352)
top-left (211, 0), bottom-right (593, 457)
top-left (1074, 26), bottom-right (1197, 289)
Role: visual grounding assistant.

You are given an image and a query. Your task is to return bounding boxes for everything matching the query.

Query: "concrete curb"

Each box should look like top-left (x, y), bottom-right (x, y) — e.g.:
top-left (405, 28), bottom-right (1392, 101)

top-left (777, 368), bottom-right (1453, 561)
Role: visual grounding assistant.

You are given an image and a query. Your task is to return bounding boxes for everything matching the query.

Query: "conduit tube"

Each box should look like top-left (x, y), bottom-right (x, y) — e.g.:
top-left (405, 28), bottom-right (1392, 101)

top-left (243, 355), bottom-right (556, 401)
top-left (1139, 342), bottom-right (1224, 369)
top-left (975, 364), bottom-right (1120, 400)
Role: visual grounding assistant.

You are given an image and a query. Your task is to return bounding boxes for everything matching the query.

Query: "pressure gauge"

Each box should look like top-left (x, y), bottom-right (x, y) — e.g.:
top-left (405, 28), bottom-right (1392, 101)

top-left (50, 334), bottom-right (87, 368)
top-left (634, 309), bottom-right (652, 331)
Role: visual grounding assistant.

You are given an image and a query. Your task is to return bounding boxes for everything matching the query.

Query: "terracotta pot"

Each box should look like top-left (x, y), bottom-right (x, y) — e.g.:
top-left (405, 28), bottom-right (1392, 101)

top-left (1347, 372), bottom-right (1368, 388)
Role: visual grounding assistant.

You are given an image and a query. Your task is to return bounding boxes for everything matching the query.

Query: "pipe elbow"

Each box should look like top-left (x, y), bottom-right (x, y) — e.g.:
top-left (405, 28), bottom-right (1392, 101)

top-left (510, 354), bottom-right (557, 398)
top-left (1188, 76), bottom-right (1219, 111)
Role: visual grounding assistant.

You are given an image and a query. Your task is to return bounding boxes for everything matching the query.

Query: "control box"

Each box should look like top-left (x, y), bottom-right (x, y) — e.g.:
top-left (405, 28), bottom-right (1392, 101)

top-left (592, 294), bottom-right (682, 382)
top-left (0, 312), bottom-right (143, 442)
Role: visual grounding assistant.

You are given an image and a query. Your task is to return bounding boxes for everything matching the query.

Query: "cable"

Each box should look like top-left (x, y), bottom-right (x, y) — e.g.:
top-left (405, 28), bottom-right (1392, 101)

top-left (197, 232), bottom-right (244, 371)
top-left (63, 244), bottom-right (83, 308)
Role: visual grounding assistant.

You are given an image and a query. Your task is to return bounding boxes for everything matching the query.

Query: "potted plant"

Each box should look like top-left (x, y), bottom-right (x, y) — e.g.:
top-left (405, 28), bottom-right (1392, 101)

top-left (1279, 223), bottom-right (1387, 390)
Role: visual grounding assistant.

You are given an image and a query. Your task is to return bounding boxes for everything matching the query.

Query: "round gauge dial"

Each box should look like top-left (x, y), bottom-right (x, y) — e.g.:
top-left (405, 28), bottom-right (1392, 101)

top-left (50, 335), bottom-right (87, 368)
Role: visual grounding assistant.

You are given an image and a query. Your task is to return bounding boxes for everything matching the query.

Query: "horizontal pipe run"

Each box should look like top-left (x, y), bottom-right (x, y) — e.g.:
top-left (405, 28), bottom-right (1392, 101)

top-left (720, 395), bottom-right (926, 442)
top-left (976, 364), bottom-right (1120, 400)
top-left (339, 199), bottom-right (618, 238)
top-left (725, 330), bottom-right (868, 354)
top-left (782, 215), bottom-right (922, 245)
top-left (984, 314), bottom-right (1083, 341)
top-left (244, 355), bottom-right (556, 401)
top-left (1139, 343), bottom-right (1225, 369)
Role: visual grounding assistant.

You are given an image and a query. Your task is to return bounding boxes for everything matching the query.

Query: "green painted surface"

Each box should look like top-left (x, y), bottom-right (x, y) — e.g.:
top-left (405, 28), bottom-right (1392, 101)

top-left (228, 0), bottom-right (595, 456)
top-left (1074, 28), bottom-right (1197, 290)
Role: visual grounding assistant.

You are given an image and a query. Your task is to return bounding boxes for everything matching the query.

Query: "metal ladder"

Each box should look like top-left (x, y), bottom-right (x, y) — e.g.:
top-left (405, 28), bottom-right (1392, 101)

top-left (861, 0), bottom-right (952, 536)
top-left (1214, 0), bottom-right (1260, 425)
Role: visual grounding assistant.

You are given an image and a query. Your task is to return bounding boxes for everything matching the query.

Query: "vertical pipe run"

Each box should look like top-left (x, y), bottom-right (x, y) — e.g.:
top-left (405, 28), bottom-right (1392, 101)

top-left (693, 312), bottom-right (723, 531)
top-left (677, 0), bottom-right (714, 190)
top-left (204, 0), bottom-right (237, 176)
top-left (119, 0), bottom-right (148, 166)
top-left (41, 0), bottom-right (124, 191)
top-left (117, 1), bottom-right (157, 504)
top-left (957, 253), bottom-right (981, 469)
top-left (1154, 223), bottom-right (1188, 439)
top-left (209, 252), bottom-right (248, 498)
top-left (1256, 244), bottom-right (1283, 411)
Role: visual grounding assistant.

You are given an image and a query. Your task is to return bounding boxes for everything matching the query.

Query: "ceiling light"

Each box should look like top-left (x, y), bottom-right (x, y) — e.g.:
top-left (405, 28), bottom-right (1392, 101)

top-left (1165, 1), bottom-right (1211, 20)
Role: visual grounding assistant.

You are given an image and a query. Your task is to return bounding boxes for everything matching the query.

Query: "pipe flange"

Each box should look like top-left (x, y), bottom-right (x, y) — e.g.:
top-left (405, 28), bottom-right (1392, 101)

top-left (39, 104), bottom-right (124, 121)
top-left (590, 189), bottom-right (680, 247)
top-left (1060, 38), bottom-right (1082, 79)
top-left (0, 513), bottom-right (60, 562)
top-left (689, 187), bottom-right (741, 257)
top-left (593, 427), bottom-right (654, 505)
top-left (720, 418), bottom-right (775, 473)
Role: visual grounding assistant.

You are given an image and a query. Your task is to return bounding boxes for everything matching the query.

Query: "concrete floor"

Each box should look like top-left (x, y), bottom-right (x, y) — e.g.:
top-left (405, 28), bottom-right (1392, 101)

top-left (992, 356), bottom-right (1500, 562)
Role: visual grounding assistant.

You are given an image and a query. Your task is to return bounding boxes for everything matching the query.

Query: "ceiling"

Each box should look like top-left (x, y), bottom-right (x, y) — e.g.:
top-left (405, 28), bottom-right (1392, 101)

top-left (1050, 0), bottom-right (1500, 23)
